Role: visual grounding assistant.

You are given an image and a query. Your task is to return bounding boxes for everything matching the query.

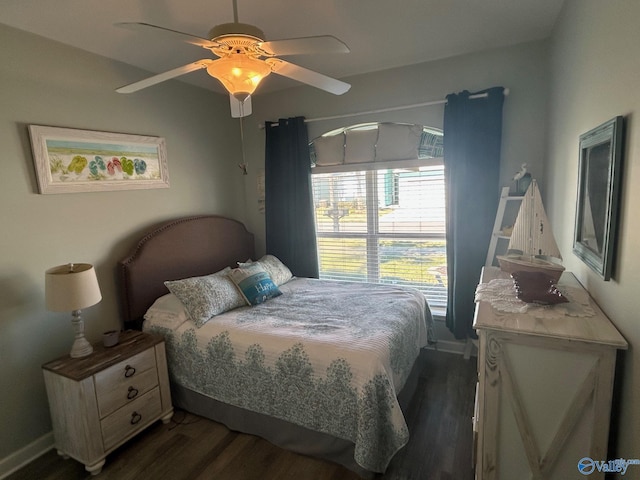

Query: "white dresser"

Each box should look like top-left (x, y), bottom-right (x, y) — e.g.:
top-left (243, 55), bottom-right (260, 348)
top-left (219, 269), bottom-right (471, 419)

top-left (42, 330), bottom-right (174, 475)
top-left (473, 267), bottom-right (627, 480)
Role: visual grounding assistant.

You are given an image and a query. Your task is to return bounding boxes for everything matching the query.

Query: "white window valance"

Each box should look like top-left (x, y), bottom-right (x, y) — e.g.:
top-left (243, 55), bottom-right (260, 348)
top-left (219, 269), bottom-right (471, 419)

top-left (313, 133), bottom-right (345, 167)
top-left (375, 123), bottom-right (423, 161)
top-left (345, 128), bottom-right (378, 164)
top-left (310, 123), bottom-right (443, 171)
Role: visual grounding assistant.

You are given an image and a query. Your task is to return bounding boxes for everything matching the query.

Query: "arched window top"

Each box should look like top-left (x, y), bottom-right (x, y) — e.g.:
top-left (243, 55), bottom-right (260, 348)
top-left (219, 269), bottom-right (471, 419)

top-left (310, 122), bottom-right (443, 169)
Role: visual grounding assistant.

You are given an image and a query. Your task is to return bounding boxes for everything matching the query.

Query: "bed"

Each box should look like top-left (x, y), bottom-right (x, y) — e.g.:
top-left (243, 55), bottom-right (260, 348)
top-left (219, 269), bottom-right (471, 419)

top-left (119, 215), bottom-right (435, 478)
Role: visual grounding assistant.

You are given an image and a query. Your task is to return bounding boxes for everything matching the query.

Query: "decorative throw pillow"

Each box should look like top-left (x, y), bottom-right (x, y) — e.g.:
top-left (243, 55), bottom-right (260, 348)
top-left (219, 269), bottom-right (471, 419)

top-left (228, 263), bottom-right (282, 306)
top-left (240, 255), bottom-right (293, 286)
top-left (164, 267), bottom-right (246, 327)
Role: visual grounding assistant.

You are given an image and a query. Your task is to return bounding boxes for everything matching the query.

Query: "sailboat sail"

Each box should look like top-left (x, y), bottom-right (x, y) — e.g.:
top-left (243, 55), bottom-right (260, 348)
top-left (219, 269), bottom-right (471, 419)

top-left (508, 180), bottom-right (562, 260)
top-left (497, 179), bottom-right (565, 284)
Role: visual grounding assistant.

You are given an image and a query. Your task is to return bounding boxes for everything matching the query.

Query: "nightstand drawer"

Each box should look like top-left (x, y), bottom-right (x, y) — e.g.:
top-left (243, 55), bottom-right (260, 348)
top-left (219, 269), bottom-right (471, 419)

top-left (94, 348), bottom-right (156, 399)
top-left (101, 387), bottom-right (162, 451)
top-left (96, 367), bottom-right (159, 418)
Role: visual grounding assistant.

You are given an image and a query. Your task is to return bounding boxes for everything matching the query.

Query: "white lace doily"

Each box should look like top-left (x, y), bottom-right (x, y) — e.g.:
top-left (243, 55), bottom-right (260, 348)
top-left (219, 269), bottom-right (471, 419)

top-left (475, 279), bottom-right (595, 319)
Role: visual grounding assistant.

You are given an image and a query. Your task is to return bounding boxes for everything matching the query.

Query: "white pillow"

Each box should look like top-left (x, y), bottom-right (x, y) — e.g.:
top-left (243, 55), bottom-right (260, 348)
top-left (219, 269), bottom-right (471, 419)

top-left (144, 293), bottom-right (189, 330)
top-left (240, 255), bottom-right (293, 286)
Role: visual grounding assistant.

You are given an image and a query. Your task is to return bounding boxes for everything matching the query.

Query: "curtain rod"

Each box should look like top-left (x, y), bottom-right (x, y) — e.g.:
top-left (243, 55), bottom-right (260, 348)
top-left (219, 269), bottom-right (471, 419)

top-left (260, 88), bottom-right (509, 128)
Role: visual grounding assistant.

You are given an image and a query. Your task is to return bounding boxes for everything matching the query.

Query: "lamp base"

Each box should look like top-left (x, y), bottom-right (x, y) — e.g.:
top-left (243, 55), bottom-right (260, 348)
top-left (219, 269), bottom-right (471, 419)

top-left (70, 310), bottom-right (93, 358)
top-left (70, 337), bottom-right (93, 358)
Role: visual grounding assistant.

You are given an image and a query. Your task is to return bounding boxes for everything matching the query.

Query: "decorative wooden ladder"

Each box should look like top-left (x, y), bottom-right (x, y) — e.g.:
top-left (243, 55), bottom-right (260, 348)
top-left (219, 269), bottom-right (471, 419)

top-left (465, 187), bottom-right (523, 360)
top-left (485, 186), bottom-right (524, 267)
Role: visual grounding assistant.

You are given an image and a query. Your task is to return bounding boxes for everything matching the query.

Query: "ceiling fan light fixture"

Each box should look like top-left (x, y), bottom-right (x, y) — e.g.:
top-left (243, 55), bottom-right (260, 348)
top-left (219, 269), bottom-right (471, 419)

top-left (114, 19), bottom-right (351, 108)
top-left (206, 54), bottom-right (272, 100)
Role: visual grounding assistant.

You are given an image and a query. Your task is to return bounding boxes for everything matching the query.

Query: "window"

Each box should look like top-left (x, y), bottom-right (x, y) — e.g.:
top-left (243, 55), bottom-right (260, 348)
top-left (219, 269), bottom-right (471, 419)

top-left (310, 124), bottom-right (447, 313)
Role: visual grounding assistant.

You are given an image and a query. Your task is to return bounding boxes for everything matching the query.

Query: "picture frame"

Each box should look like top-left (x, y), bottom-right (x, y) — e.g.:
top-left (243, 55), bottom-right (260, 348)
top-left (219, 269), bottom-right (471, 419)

top-left (28, 125), bottom-right (169, 194)
top-left (573, 116), bottom-right (624, 280)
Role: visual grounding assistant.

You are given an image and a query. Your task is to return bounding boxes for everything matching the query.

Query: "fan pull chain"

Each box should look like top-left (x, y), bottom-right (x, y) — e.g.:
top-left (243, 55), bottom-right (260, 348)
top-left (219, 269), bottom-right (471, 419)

top-left (238, 102), bottom-right (248, 175)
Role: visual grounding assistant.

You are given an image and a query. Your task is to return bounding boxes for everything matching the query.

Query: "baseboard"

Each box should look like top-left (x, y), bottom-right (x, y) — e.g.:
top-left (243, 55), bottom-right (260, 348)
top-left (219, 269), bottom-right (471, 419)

top-left (424, 338), bottom-right (474, 356)
top-left (0, 432), bottom-right (54, 479)
top-left (425, 314), bottom-right (478, 358)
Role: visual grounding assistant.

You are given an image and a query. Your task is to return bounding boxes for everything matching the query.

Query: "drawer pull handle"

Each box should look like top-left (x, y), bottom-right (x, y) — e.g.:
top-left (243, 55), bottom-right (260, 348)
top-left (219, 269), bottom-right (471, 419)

top-left (127, 386), bottom-right (139, 400)
top-left (130, 412), bottom-right (142, 425)
top-left (124, 365), bottom-right (136, 378)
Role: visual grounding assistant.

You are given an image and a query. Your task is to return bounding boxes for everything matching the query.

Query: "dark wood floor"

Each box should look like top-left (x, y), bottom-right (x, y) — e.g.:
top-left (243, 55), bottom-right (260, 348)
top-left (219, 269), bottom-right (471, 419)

top-left (9, 349), bottom-right (476, 480)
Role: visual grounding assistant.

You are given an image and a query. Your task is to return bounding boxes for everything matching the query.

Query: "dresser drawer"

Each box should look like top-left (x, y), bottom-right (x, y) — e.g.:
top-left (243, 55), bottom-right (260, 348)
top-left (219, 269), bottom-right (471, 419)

top-left (94, 348), bottom-right (156, 410)
top-left (96, 367), bottom-right (159, 418)
top-left (101, 388), bottom-right (162, 451)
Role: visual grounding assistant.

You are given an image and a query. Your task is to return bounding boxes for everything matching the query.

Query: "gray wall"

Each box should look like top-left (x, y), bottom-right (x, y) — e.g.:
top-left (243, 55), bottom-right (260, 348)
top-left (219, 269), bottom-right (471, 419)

top-left (546, 0), bottom-right (640, 461)
top-left (240, 40), bottom-right (550, 347)
top-left (0, 23), bottom-right (242, 464)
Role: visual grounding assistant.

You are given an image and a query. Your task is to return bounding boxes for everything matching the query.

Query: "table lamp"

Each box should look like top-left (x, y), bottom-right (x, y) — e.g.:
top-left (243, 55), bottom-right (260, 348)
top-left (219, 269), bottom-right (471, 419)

top-left (45, 263), bottom-right (102, 358)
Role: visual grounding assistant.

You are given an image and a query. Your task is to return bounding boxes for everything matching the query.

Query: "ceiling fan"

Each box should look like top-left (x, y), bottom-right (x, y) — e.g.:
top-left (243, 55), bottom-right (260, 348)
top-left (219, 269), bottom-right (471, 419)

top-left (115, 0), bottom-right (351, 117)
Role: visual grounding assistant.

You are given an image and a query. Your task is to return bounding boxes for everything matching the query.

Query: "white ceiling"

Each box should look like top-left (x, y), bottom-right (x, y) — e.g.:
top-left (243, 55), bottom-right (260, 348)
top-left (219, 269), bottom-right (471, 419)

top-left (0, 0), bottom-right (564, 96)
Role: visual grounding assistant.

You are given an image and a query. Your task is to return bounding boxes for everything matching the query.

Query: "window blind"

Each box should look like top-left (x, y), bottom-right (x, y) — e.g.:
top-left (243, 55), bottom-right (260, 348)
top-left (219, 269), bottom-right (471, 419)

top-left (312, 164), bottom-right (447, 313)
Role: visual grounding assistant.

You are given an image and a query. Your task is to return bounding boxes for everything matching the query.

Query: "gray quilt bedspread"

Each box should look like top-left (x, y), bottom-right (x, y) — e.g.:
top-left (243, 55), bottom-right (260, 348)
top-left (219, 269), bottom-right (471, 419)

top-left (144, 278), bottom-right (434, 472)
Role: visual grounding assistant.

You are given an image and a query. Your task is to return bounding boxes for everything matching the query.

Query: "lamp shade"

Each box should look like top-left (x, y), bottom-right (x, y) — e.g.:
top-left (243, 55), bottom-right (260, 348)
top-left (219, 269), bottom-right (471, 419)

top-left (206, 54), bottom-right (272, 101)
top-left (45, 263), bottom-right (102, 312)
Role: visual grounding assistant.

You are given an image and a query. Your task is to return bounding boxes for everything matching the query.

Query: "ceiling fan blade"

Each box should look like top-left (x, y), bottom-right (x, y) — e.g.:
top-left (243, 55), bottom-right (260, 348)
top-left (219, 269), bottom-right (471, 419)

top-left (258, 36), bottom-right (350, 57)
top-left (116, 60), bottom-right (213, 93)
top-left (115, 22), bottom-right (221, 50)
top-left (266, 59), bottom-right (351, 95)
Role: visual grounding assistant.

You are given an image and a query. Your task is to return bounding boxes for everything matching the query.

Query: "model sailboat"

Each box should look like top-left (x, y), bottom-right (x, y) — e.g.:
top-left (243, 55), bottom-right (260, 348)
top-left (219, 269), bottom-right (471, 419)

top-left (497, 180), bottom-right (565, 282)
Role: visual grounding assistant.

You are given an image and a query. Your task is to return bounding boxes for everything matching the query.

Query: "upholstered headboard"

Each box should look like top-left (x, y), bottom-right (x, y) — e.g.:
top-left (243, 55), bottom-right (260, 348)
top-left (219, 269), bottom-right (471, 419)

top-left (119, 215), bottom-right (255, 327)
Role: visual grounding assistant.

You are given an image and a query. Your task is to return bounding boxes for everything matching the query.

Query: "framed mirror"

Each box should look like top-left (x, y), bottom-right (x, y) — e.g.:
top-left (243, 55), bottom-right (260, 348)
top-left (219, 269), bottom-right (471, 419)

top-left (573, 116), bottom-right (624, 280)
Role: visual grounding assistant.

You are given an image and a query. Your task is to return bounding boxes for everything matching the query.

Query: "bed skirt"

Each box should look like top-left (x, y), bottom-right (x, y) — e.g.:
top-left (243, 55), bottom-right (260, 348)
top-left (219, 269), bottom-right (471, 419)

top-left (170, 348), bottom-right (425, 478)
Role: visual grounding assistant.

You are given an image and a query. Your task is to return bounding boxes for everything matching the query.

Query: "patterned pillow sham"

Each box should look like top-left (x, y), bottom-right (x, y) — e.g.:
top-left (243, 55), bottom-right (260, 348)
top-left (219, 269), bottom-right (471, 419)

top-left (164, 267), bottom-right (245, 327)
top-left (239, 254), bottom-right (293, 286)
top-left (228, 263), bottom-right (282, 306)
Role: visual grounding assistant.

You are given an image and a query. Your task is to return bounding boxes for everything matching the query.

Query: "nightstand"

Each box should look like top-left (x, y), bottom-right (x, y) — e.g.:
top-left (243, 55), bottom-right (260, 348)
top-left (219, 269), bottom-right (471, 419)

top-left (42, 330), bottom-right (174, 475)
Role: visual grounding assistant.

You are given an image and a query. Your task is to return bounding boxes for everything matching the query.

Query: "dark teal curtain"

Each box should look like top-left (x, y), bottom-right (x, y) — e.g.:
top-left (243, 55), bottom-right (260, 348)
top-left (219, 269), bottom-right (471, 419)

top-left (265, 117), bottom-right (319, 278)
top-left (444, 87), bottom-right (505, 339)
